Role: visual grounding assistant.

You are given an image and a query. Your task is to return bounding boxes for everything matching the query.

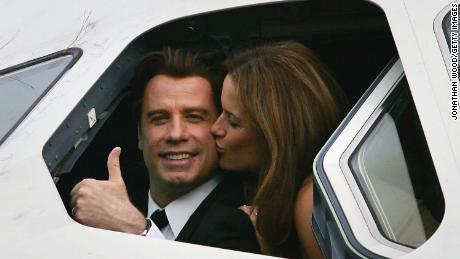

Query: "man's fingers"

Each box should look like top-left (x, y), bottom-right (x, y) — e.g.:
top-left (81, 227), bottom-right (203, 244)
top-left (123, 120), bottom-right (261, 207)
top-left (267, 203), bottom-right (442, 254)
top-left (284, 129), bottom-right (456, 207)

top-left (70, 181), bottom-right (84, 207)
top-left (70, 182), bottom-right (81, 198)
top-left (107, 147), bottom-right (123, 182)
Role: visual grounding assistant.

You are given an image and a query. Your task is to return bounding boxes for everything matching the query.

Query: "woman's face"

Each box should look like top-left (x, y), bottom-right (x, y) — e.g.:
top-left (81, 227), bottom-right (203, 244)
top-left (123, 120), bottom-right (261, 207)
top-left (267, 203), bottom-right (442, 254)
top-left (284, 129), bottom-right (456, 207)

top-left (211, 75), bottom-right (264, 173)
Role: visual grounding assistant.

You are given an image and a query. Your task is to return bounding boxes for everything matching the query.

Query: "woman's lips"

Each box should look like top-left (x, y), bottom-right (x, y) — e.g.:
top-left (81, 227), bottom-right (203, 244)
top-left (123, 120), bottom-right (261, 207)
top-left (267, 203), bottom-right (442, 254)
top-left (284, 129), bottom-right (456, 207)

top-left (215, 144), bottom-right (224, 153)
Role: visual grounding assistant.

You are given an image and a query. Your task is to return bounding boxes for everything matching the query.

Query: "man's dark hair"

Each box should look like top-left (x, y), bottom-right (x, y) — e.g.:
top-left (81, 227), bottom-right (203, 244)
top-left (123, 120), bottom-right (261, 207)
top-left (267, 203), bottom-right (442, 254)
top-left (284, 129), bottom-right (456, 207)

top-left (131, 47), bottom-right (226, 123)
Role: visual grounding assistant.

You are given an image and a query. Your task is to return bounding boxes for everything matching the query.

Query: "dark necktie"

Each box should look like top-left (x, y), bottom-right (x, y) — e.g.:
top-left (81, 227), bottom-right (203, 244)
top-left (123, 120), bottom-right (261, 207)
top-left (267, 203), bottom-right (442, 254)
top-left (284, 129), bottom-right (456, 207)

top-left (150, 209), bottom-right (169, 230)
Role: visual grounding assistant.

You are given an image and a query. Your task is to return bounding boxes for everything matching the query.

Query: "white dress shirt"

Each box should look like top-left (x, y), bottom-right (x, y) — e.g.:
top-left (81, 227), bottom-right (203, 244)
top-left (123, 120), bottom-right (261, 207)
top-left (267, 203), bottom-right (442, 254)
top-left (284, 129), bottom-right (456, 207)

top-left (146, 175), bottom-right (222, 240)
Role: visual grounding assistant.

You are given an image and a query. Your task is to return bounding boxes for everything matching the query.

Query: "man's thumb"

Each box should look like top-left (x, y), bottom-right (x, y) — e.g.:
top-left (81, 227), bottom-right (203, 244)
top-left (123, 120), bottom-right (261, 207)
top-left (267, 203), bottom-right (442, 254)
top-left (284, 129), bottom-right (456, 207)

top-left (107, 147), bottom-right (124, 182)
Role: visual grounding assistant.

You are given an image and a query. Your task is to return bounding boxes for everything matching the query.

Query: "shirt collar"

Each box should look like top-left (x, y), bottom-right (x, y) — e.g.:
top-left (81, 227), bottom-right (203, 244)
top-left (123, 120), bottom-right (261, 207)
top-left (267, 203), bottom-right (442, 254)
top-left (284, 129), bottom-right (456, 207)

top-left (147, 175), bottom-right (222, 238)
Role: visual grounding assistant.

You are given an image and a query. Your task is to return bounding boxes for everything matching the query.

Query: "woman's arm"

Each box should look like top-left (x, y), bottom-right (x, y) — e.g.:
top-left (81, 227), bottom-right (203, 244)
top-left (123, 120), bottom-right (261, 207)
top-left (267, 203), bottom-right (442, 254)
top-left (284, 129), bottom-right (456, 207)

top-left (294, 178), bottom-right (323, 259)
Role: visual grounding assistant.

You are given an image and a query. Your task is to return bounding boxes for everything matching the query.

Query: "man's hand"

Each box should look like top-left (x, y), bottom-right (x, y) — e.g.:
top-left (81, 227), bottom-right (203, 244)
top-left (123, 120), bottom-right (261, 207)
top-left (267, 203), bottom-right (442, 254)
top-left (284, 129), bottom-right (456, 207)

top-left (70, 147), bottom-right (146, 234)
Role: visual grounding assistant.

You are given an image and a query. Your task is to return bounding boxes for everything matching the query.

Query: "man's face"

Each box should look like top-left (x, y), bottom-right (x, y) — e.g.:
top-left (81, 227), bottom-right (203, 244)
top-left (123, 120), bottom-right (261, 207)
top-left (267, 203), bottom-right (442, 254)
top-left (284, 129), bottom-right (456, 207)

top-left (138, 74), bottom-right (219, 194)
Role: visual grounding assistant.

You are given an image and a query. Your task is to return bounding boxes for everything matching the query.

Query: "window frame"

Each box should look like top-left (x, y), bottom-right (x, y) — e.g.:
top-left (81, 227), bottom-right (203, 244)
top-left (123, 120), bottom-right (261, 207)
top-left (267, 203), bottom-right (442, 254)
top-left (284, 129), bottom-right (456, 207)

top-left (0, 48), bottom-right (82, 145)
top-left (313, 58), bottom-right (425, 258)
top-left (434, 3), bottom-right (457, 78)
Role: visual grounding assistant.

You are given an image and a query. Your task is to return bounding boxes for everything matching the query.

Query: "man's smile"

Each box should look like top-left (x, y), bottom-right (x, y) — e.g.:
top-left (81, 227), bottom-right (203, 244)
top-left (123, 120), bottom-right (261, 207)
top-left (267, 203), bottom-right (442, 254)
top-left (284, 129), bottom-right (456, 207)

top-left (159, 151), bottom-right (198, 160)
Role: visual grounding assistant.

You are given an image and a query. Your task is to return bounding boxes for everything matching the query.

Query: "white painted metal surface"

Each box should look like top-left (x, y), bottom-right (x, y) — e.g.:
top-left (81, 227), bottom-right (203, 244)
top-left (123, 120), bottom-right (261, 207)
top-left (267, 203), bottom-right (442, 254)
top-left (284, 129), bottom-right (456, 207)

top-left (0, 1), bottom-right (273, 258)
top-left (1, 0), bottom-right (458, 258)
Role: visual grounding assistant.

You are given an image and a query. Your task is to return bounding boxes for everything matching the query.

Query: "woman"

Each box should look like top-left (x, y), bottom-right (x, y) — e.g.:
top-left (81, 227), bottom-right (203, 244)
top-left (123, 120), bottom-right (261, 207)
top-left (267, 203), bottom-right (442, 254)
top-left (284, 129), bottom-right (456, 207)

top-left (211, 41), bottom-right (346, 258)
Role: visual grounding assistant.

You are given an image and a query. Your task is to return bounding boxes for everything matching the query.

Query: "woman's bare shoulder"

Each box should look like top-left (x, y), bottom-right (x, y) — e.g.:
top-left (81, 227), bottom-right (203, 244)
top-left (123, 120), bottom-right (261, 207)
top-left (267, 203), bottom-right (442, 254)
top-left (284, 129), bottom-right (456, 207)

top-left (294, 177), bottom-right (323, 259)
top-left (295, 178), bottom-right (314, 214)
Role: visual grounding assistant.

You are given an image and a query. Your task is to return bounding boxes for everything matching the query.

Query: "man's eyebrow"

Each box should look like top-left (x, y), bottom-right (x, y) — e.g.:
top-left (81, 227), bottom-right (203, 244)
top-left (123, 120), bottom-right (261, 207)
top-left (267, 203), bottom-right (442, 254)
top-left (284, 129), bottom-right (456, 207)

top-left (146, 109), bottom-right (168, 117)
top-left (183, 108), bottom-right (209, 115)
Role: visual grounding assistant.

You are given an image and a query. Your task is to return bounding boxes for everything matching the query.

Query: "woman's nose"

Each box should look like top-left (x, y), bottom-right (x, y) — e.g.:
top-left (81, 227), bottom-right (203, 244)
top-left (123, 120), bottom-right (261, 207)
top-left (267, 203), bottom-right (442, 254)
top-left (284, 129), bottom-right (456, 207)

top-left (211, 114), bottom-right (226, 137)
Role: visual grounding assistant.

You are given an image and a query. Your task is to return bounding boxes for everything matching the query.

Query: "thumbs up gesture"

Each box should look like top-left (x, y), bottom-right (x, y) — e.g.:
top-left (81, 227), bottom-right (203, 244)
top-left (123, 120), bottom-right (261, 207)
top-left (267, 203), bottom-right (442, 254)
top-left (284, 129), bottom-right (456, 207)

top-left (107, 147), bottom-right (124, 182)
top-left (70, 147), bottom-right (146, 234)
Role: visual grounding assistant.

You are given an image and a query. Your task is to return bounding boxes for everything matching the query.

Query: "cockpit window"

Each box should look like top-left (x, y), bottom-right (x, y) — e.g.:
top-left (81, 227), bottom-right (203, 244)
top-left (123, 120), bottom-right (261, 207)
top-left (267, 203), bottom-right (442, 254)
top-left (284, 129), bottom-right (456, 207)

top-left (349, 78), bottom-right (444, 248)
top-left (0, 49), bottom-right (81, 145)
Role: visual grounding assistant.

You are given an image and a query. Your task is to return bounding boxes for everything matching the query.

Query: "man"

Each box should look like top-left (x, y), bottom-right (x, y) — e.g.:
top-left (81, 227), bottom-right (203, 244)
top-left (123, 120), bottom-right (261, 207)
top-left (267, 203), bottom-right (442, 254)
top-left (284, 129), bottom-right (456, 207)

top-left (70, 47), bottom-right (260, 253)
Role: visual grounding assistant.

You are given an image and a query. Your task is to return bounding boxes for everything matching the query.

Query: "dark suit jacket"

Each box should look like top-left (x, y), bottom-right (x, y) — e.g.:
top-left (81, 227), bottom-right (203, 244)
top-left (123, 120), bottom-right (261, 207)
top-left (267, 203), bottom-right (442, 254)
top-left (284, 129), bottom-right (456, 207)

top-left (138, 174), bottom-right (261, 254)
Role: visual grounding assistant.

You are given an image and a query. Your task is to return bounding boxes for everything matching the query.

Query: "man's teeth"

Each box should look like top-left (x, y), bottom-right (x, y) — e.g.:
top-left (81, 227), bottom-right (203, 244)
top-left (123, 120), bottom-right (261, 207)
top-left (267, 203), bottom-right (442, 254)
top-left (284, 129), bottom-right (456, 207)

top-left (165, 153), bottom-right (192, 160)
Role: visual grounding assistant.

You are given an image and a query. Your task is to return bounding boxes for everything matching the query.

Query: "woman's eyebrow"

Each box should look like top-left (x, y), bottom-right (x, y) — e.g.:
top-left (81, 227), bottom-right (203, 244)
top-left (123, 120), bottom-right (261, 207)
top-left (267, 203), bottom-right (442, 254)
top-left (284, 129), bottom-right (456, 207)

top-left (224, 110), bottom-right (242, 122)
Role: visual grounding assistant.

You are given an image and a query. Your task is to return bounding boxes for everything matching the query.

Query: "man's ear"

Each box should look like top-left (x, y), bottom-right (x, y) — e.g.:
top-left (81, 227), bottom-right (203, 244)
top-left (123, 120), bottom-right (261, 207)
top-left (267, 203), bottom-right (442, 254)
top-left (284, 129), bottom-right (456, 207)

top-left (137, 124), bottom-right (143, 150)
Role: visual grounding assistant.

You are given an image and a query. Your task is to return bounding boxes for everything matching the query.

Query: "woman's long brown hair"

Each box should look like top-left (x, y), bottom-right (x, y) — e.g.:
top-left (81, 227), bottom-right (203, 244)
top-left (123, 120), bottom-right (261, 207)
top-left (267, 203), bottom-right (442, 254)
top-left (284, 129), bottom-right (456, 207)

top-left (225, 41), bottom-right (346, 257)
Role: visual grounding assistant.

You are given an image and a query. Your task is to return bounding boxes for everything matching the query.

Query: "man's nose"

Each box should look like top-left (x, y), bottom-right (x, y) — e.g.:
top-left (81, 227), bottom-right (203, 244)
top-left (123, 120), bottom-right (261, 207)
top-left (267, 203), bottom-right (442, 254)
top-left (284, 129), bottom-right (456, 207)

top-left (211, 114), bottom-right (226, 138)
top-left (166, 117), bottom-right (188, 143)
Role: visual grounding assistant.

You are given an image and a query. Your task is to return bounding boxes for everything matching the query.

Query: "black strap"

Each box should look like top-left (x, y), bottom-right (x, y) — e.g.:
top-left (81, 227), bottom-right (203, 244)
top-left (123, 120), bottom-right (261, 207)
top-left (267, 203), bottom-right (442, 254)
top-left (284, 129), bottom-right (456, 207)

top-left (150, 209), bottom-right (169, 230)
